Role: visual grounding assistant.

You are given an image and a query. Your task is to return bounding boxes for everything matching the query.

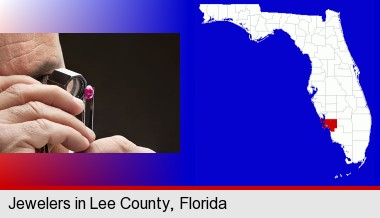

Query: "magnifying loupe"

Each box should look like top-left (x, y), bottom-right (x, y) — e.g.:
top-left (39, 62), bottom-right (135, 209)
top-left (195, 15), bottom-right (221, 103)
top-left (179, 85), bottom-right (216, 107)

top-left (41, 68), bottom-right (87, 99)
top-left (42, 68), bottom-right (87, 99)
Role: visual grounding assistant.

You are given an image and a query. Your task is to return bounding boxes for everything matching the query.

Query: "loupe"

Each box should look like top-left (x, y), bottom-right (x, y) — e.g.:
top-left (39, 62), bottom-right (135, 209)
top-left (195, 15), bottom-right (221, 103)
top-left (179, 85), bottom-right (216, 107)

top-left (41, 68), bottom-right (87, 99)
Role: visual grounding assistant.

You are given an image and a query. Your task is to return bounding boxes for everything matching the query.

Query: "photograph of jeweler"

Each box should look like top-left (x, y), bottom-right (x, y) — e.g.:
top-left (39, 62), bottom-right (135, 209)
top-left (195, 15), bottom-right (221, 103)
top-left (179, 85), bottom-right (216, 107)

top-left (0, 33), bottom-right (179, 153)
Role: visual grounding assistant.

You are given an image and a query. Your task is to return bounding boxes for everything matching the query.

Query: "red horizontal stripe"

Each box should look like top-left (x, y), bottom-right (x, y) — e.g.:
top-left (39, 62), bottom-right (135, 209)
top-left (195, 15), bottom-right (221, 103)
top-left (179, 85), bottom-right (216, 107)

top-left (0, 186), bottom-right (379, 190)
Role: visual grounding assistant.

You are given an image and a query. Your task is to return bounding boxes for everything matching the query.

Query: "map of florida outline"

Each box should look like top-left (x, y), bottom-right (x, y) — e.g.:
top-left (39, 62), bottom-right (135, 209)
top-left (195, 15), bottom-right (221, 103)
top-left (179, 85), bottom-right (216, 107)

top-left (200, 4), bottom-right (372, 165)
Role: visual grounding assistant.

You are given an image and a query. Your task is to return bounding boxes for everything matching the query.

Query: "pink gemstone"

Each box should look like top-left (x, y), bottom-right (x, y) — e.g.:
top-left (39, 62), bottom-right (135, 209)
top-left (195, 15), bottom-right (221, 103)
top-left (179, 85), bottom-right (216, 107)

top-left (85, 85), bottom-right (94, 100)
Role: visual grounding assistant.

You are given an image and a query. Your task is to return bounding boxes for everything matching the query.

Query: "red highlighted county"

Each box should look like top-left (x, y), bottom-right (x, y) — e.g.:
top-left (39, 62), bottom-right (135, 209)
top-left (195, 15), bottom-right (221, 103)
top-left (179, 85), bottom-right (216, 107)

top-left (320, 119), bottom-right (338, 132)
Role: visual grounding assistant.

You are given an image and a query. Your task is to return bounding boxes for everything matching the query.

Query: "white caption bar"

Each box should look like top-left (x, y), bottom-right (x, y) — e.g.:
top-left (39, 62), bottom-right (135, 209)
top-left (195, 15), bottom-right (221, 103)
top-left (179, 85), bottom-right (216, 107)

top-left (0, 190), bottom-right (378, 217)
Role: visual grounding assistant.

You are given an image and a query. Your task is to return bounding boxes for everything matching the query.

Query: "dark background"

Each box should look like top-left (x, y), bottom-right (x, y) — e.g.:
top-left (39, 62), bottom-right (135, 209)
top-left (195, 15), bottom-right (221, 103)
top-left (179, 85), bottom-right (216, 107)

top-left (59, 34), bottom-right (180, 152)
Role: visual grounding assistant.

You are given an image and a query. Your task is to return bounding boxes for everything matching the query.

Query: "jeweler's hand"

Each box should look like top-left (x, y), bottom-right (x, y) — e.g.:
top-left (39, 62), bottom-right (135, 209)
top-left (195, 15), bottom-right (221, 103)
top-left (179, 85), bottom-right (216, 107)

top-left (83, 136), bottom-right (155, 153)
top-left (0, 75), bottom-right (95, 152)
